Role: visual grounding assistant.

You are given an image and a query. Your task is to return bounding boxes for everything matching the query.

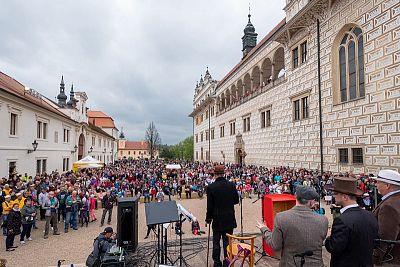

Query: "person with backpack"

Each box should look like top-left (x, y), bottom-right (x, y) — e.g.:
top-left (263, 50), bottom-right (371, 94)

top-left (86, 227), bottom-right (116, 267)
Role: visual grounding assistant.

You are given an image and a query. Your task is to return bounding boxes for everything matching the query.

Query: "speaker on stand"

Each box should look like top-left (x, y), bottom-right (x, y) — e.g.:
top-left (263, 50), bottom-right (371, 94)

top-left (117, 197), bottom-right (138, 252)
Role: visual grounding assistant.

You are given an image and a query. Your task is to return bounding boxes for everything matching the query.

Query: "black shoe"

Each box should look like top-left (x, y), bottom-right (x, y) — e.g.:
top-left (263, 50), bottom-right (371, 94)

top-left (10, 246), bottom-right (18, 248)
top-left (73, 228), bottom-right (78, 230)
top-left (144, 236), bottom-right (149, 239)
top-left (54, 232), bottom-right (60, 235)
top-left (6, 248), bottom-right (15, 252)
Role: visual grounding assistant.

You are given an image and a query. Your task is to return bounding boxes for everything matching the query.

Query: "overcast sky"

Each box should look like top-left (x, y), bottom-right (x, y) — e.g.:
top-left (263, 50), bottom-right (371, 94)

top-left (0, 0), bottom-right (285, 144)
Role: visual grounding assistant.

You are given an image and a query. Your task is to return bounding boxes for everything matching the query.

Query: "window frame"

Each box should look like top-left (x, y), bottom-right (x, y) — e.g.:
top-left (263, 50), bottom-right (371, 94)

top-left (290, 90), bottom-right (311, 122)
top-left (36, 117), bottom-right (49, 140)
top-left (220, 124), bottom-right (225, 138)
top-left (333, 25), bottom-right (365, 105)
top-left (10, 112), bottom-right (18, 136)
top-left (230, 120), bottom-right (236, 136)
top-left (337, 146), bottom-right (364, 165)
top-left (242, 114), bottom-right (251, 133)
top-left (260, 106), bottom-right (272, 128)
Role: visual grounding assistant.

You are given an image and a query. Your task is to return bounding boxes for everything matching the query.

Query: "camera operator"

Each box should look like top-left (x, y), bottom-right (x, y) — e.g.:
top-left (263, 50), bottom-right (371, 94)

top-left (257, 185), bottom-right (328, 267)
top-left (86, 227), bottom-right (116, 267)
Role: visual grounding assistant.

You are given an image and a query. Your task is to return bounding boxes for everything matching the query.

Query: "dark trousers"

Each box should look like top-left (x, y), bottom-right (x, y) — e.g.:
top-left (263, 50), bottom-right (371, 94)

top-left (101, 208), bottom-right (112, 225)
top-left (44, 213), bottom-right (59, 236)
top-left (6, 234), bottom-right (15, 249)
top-left (40, 207), bottom-right (46, 220)
top-left (20, 224), bottom-right (33, 241)
top-left (212, 229), bottom-right (233, 267)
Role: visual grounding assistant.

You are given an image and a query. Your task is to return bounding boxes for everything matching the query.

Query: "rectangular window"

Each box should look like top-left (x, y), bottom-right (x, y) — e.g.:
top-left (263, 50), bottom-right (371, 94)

top-left (54, 131), bottom-right (58, 143)
top-left (211, 129), bottom-right (215, 140)
top-left (206, 110), bottom-right (209, 119)
top-left (63, 129), bottom-right (70, 143)
top-left (261, 110), bottom-right (271, 128)
top-left (196, 151), bottom-right (198, 160)
top-left (352, 148), bottom-right (363, 164)
top-left (294, 100), bottom-right (300, 121)
top-left (36, 160), bottom-right (41, 174)
top-left (220, 125), bottom-right (225, 138)
top-left (301, 96), bottom-right (309, 119)
top-left (98, 138), bottom-right (102, 147)
top-left (37, 121), bottom-right (42, 139)
top-left (338, 148), bottom-right (349, 163)
top-left (10, 113), bottom-right (17, 136)
top-left (92, 136), bottom-right (95, 146)
top-left (243, 116), bottom-right (251, 132)
top-left (292, 47), bottom-right (299, 68)
top-left (62, 158), bottom-right (70, 172)
top-left (206, 131), bottom-right (209, 141)
top-left (230, 121), bottom-right (236, 136)
top-left (36, 121), bottom-right (48, 139)
top-left (200, 132), bottom-right (203, 142)
top-left (195, 134), bottom-right (198, 143)
top-left (301, 41), bottom-right (307, 63)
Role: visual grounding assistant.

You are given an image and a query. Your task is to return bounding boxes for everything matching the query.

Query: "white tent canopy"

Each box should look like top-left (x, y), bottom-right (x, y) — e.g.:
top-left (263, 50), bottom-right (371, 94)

top-left (73, 156), bottom-right (104, 171)
top-left (166, 164), bottom-right (181, 170)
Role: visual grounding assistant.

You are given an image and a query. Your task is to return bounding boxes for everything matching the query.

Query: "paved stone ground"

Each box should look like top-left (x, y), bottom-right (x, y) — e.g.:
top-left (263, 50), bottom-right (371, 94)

top-left (0, 196), bottom-right (332, 266)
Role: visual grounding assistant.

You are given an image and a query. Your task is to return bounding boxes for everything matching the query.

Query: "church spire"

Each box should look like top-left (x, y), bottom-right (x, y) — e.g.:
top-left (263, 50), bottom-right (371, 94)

top-left (67, 83), bottom-right (76, 108)
top-left (57, 75), bottom-right (67, 107)
top-left (241, 5), bottom-right (258, 58)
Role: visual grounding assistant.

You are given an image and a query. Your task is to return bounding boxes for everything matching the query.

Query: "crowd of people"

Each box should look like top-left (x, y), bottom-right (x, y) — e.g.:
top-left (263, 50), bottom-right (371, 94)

top-left (0, 159), bottom-right (398, 266)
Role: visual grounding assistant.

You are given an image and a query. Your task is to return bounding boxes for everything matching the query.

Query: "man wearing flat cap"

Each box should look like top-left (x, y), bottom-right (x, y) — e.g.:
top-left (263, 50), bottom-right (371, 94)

top-left (325, 177), bottom-right (378, 267)
top-left (373, 170), bottom-right (400, 266)
top-left (206, 165), bottom-right (239, 267)
top-left (257, 186), bottom-right (328, 267)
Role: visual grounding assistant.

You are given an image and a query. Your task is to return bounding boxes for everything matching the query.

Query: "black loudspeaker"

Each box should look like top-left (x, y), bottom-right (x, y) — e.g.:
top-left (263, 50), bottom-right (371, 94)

top-left (117, 197), bottom-right (138, 252)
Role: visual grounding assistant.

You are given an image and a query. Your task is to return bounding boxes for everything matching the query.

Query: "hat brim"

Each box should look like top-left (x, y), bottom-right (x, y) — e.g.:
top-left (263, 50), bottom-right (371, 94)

top-left (372, 176), bottom-right (400, 186)
top-left (332, 188), bottom-right (363, 197)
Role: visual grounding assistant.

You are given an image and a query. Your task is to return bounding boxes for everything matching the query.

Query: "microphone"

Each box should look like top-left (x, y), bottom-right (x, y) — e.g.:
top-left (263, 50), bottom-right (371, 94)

top-left (294, 251), bottom-right (313, 257)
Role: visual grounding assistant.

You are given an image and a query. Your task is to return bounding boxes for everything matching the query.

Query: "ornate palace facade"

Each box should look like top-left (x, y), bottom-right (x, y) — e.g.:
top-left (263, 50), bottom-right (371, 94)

top-left (190, 0), bottom-right (400, 173)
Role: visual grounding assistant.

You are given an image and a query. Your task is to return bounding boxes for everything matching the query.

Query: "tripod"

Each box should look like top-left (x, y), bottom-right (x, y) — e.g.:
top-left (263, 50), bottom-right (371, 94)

top-left (148, 224), bottom-right (174, 266)
top-left (173, 214), bottom-right (189, 266)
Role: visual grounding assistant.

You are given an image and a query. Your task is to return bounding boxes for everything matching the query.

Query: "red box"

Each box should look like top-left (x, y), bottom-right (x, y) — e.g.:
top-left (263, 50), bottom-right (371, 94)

top-left (262, 194), bottom-right (296, 257)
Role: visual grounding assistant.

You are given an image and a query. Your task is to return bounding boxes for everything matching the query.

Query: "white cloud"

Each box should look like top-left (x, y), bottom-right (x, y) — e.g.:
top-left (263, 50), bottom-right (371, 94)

top-left (0, 0), bottom-right (285, 144)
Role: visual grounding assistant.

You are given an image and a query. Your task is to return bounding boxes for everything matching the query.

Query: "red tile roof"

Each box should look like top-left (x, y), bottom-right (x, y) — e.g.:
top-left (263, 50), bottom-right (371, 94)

top-left (217, 18), bottom-right (286, 88)
top-left (119, 141), bottom-right (149, 150)
top-left (0, 72), bottom-right (73, 121)
top-left (88, 110), bottom-right (117, 129)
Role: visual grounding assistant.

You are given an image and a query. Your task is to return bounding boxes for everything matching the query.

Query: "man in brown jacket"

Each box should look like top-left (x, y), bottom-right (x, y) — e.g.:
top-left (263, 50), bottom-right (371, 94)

top-left (373, 170), bottom-right (400, 266)
top-left (257, 186), bottom-right (328, 267)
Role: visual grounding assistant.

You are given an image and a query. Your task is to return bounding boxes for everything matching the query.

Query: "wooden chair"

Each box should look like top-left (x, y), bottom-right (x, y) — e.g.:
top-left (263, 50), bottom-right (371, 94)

top-left (226, 233), bottom-right (257, 267)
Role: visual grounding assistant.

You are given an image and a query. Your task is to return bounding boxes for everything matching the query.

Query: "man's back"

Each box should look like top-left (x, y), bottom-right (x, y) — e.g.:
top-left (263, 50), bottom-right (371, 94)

top-left (206, 177), bottom-right (239, 231)
top-left (325, 207), bottom-right (378, 267)
top-left (269, 206), bottom-right (328, 267)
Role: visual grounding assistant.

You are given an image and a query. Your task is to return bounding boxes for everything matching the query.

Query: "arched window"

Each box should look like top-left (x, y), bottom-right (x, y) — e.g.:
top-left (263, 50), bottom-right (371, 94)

top-left (338, 26), bottom-right (365, 102)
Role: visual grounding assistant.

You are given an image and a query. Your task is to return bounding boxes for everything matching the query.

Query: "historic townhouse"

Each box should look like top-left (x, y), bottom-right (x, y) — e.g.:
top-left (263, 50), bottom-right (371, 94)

top-left (191, 0), bottom-right (400, 174)
top-left (0, 72), bottom-right (117, 177)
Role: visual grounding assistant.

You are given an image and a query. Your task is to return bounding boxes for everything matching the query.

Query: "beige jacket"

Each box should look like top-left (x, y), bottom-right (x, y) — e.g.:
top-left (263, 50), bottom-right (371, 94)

top-left (262, 205), bottom-right (328, 267)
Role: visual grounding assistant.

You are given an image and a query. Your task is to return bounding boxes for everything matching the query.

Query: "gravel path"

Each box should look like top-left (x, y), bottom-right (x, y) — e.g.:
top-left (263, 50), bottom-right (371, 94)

top-left (0, 196), bottom-right (332, 266)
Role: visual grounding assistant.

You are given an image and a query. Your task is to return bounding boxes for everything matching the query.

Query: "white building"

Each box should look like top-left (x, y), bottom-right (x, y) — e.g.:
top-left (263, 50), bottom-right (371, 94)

top-left (0, 72), bottom-right (116, 178)
top-left (191, 0), bottom-right (400, 174)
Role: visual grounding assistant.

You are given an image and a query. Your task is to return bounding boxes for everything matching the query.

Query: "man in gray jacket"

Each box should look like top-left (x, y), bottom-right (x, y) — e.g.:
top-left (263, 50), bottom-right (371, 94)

top-left (42, 191), bottom-right (60, 238)
top-left (257, 186), bottom-right (328, 267)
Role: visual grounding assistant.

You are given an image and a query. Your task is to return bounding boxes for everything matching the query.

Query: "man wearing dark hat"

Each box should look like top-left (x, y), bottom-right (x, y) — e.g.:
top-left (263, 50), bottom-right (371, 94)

top-left (373, 170), bottom-right (400, 266)
top-left (325, 177), bottom-right (378, 267)
top-left (257, 185), bottom-right (328, 267)
top-left (206, 165), bottom-right (239, 267)
top-left (87, 226), bottom-right (116, 267)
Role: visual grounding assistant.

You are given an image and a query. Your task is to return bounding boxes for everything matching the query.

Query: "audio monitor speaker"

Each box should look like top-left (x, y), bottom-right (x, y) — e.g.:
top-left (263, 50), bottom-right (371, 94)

top-left (117, 197), bottom-right (138, 252)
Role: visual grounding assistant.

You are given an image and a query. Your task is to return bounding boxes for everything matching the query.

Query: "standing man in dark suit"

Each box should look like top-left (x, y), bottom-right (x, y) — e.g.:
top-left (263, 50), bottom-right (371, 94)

top-left (325, 177), bottom-right (378, 267)
top-left (206, 165), bottom-right (239, 267)
top-left (373, 170), bottom-right (400, 266)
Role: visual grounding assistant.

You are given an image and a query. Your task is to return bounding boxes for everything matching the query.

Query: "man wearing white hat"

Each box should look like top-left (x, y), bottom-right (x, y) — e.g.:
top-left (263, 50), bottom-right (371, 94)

top-left (373, 170), bottom-right (400, 266)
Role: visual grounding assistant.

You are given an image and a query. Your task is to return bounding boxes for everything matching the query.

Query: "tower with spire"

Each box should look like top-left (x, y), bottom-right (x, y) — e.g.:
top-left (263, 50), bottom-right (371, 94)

top-left (57, 75), bottom-right (67, 107)
top-left (67, 83), bottom-right (77, 108)
top-left (242, 7), bottom-right (258, 58)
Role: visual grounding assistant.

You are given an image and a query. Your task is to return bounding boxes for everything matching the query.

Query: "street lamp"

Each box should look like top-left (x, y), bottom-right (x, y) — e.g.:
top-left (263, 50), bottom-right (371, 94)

top-left (103, 148), bottom-right (106, 154)
top-left (71, 145), bottom-right (78, 154)
top-left (88, 146), bottom-right (93, 153)
top-left (27, 140), bottom-right (38, 154)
